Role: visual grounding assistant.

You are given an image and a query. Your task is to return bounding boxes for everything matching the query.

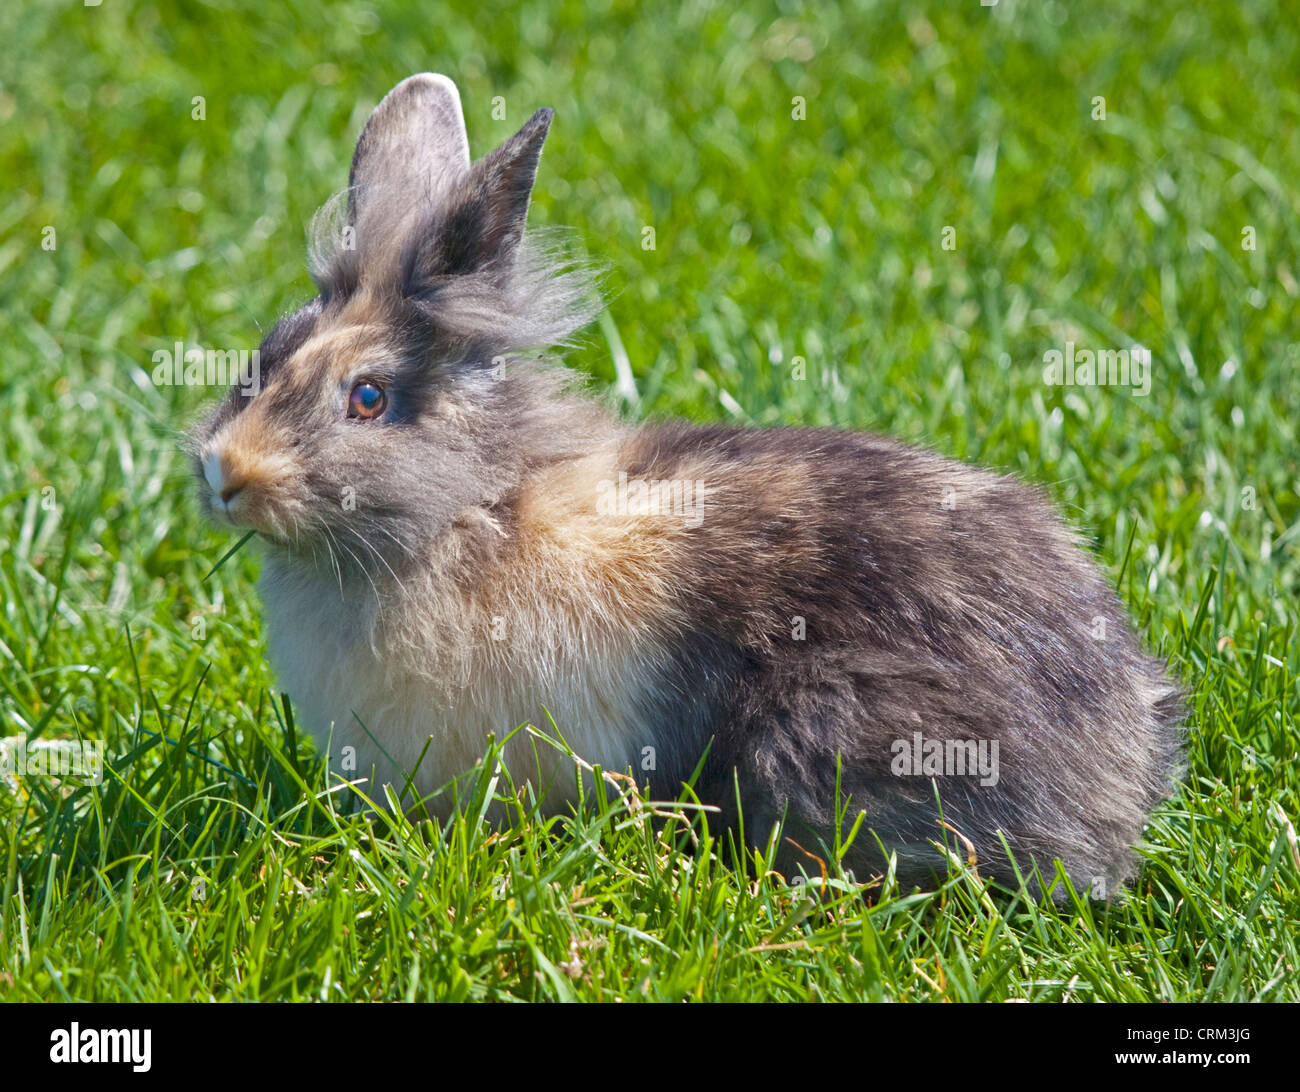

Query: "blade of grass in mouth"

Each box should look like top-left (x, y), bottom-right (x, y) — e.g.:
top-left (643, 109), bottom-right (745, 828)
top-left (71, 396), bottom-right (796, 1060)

top-left (202, 529), bottom-right (258, 582)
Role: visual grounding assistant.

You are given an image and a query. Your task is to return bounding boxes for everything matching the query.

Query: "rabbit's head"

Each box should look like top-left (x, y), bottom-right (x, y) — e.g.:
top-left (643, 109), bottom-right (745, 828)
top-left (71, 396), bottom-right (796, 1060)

top-left (189, 74), bottom-right (600, 570)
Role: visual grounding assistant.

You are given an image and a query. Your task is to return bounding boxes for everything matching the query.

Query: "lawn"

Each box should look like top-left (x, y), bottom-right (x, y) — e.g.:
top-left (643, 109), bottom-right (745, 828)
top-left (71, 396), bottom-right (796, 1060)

top-left (1, 0), bottom-right (1297, 1002)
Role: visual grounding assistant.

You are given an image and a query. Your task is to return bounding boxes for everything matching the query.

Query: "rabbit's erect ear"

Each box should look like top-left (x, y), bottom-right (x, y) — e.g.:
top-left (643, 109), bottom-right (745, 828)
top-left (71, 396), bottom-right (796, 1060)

top-left (433, 107), bottom-right (554, 279)
top-left (348, 73), bottom-right (471, 220)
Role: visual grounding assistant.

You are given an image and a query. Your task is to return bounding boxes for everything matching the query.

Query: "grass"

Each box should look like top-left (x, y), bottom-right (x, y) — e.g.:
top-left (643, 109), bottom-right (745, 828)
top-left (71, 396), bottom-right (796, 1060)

top-left (1, 0), bottom-right (1298, 1001)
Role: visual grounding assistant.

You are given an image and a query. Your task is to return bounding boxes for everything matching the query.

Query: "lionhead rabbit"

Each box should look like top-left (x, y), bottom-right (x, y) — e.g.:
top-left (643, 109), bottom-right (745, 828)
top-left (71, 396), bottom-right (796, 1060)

top-left (191, 74), bottom-right (1183, 896)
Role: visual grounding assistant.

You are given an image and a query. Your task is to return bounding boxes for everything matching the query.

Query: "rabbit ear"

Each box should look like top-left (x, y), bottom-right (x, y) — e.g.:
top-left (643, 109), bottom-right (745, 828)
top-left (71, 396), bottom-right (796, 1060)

top-left (434, 107), bottom-right (553, 278)
top-left (348, 73), bottom-right (471, 220)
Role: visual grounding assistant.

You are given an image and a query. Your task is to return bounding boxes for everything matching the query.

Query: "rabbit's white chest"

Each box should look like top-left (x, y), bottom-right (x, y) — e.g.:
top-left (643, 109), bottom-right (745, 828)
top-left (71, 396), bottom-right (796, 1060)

top-left (259, 567), bottom-right (662, 810)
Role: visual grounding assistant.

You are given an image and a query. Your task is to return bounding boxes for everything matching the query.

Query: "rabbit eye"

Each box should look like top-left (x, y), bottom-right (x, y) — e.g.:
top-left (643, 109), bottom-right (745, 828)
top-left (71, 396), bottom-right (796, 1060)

top-left (347, 382), bottom-right (387, 420)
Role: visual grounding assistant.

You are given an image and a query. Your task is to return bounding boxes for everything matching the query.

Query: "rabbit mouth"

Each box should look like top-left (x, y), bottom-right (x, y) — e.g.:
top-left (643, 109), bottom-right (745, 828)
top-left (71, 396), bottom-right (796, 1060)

top-left (195, 434), bottom-right (312, 539)
top-left (199, 474), bottom-right (307, 546)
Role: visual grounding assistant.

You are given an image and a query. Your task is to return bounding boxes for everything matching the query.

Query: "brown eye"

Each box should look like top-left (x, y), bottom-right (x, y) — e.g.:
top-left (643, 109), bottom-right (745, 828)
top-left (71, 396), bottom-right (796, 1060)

top-left (347, 382), bottom-right (387, 420)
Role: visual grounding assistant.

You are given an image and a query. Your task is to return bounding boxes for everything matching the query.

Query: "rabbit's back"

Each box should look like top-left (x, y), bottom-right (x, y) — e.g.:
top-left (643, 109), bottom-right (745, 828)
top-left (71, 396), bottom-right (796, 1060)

top-left (610, 422), bottom-right (1184, 892)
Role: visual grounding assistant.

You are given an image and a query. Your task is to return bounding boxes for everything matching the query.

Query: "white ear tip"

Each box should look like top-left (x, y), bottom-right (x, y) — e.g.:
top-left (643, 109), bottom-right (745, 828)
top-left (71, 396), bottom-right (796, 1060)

top-left (393, 72), bottom-right (461, 105)
top-left (390, 72), bottom-right (469, 168)
top-left (411, 72), bottom-right (461, 96)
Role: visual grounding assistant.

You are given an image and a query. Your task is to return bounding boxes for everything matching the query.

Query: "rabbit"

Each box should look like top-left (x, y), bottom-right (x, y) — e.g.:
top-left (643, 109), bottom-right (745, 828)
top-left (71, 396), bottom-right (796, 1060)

top-left (190, 73), bottom-right (1184, 897)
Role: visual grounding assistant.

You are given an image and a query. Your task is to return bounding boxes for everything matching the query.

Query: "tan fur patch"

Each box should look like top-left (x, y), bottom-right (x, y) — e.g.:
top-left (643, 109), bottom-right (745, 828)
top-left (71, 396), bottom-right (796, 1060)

top-left (284, 314), bottom-right (393, 387)
top-left (508, 445), bottom-right (686, 627)
top-left (219, 414), bottom-right (298, 495)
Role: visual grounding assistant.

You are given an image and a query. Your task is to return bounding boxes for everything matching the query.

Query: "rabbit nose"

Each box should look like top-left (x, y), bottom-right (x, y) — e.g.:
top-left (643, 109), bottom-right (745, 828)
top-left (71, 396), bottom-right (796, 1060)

top-left (219, 469), bottom-right (250, 507)
top-left (203, 450), bottom-right (246, 506)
